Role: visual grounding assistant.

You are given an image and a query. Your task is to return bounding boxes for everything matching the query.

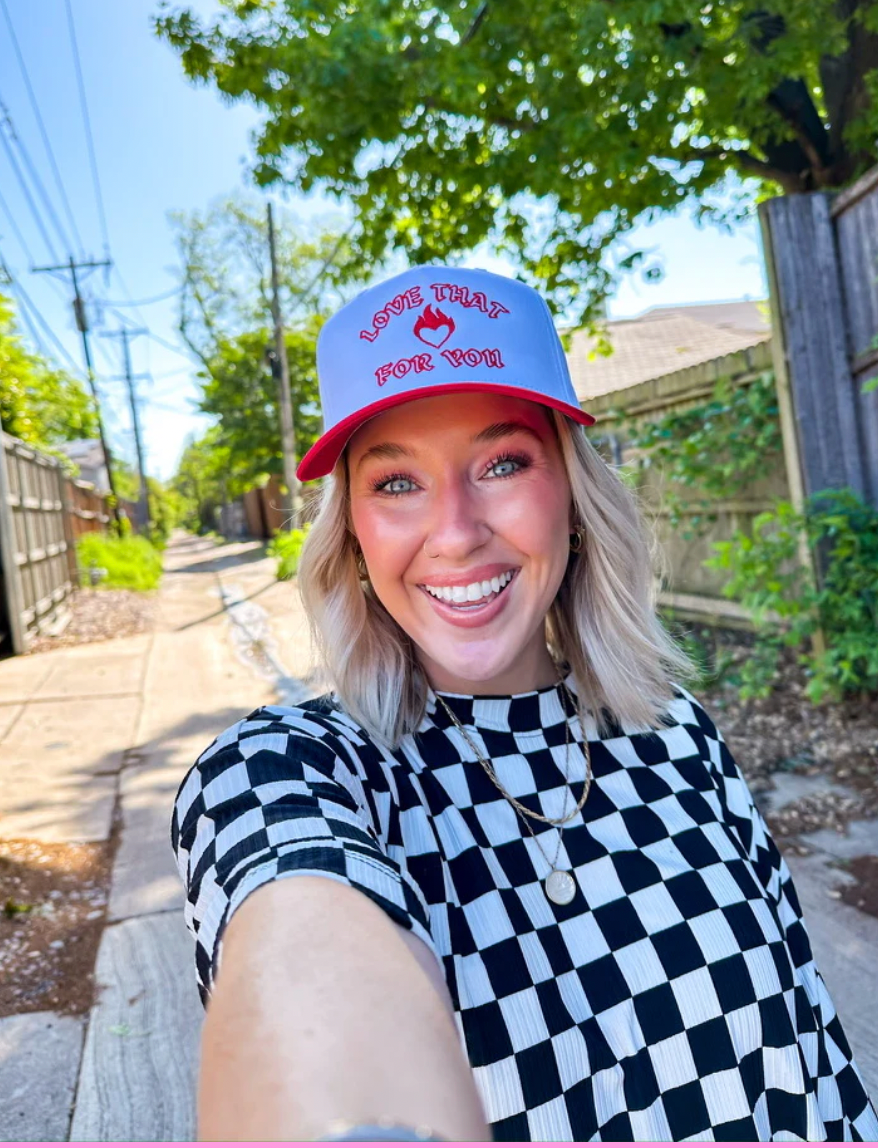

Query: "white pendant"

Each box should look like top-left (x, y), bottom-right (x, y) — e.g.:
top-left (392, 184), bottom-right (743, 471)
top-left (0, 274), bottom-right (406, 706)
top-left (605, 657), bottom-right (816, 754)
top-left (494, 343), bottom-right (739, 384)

top-left (545, 869), bottom-right (576, 905)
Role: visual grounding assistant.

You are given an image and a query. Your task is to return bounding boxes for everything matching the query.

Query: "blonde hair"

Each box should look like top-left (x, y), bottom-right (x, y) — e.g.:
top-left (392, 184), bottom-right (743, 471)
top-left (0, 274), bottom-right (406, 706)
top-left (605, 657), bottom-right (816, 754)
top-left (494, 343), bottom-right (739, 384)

top-left (297, 411), bottom-right (695, 748)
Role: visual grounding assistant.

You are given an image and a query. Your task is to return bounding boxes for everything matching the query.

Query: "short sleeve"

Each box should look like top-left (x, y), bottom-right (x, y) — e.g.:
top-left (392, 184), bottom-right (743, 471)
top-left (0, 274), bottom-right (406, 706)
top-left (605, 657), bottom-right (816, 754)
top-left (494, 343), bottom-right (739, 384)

top-left (170, 707), bottom-right (439, 1007)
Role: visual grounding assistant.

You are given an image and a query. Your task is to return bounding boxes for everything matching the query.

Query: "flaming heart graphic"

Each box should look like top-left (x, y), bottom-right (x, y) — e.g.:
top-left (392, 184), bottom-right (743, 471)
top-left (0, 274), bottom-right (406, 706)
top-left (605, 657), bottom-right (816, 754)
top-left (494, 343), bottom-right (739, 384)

top-left (413, 304), bottom-right (455, 348)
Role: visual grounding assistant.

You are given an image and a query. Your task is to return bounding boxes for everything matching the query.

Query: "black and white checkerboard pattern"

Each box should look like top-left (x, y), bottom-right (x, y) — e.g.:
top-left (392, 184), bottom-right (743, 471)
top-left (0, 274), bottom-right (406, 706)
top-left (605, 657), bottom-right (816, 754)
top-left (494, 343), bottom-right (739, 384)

top-left (171, 677), bottom-right (878, 1141)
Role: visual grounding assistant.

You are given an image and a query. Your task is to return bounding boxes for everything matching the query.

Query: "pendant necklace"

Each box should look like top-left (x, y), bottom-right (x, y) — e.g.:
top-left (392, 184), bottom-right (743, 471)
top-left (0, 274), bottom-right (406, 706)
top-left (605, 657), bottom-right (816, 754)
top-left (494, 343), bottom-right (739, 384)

top-left (435, 670), bottom-right (592, 906)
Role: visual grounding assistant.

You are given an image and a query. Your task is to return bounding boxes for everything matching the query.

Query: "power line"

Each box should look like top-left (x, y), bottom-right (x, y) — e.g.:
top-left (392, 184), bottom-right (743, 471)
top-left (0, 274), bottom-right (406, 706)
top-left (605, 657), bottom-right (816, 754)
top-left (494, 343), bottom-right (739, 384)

top-left (102, 285), bottom-right (181, 307)
top-left (33, 254), bottom-right (121, 524)
top-left (103, 304), bottom-right (200, 363)
top-left (0, 258), bottom-right (46, 354)
top-left (0, 248), bottom-right (83, 373)
top-left (0, 181), bottom-right (36, 266)
top-left (0, 103), bottom-right (59, 262)
top-left (0, 98), bottom-right (72, 256)
top-left (64, 0), bottom-right (111, 259)
top-left (0, 0), bottom-right (84, 257)
top-left (101, 326), bottom-right (151, 524)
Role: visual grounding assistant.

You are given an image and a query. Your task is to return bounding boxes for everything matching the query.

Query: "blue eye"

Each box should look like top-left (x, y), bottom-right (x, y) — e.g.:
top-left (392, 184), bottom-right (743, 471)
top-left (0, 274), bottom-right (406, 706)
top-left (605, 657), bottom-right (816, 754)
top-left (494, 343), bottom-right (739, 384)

top-left (373, 473), bottom-right (416, 496)
top-left (488, 452), bottom-right (530, 479)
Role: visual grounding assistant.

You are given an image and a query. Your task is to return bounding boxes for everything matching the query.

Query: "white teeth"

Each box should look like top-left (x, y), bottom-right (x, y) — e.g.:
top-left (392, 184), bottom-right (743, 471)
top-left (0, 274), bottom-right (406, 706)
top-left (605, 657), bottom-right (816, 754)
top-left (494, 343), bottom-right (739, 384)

top-left (423, 569), bottom-right (516, 604)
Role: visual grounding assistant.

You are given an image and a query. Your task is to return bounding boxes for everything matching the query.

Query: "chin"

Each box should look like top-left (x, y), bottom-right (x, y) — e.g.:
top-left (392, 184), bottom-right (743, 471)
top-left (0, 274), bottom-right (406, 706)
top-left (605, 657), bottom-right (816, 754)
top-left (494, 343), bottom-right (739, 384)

top-left (418, 638), bottom-right (524, 690)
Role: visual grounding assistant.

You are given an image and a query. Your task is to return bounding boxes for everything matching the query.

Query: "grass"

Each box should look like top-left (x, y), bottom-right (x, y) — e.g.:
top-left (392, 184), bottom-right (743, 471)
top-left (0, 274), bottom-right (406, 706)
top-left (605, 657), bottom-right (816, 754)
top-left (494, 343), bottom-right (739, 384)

top-left (76, 532), bottom-right (163, 592)
top-left (267, 525), bottom-right (311, 580)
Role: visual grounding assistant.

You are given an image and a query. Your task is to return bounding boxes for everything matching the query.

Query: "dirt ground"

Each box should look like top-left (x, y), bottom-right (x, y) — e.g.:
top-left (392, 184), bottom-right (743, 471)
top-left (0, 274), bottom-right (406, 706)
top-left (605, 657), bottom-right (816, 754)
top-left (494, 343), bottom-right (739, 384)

top-left (692, 630), bottom-right (878, 827)
top-left (3, 612), bottom-right (876, 1018)
top-left (26, 589), bottom-right (157, 655)
top-left (0, 836), bottom-right (115, 1017)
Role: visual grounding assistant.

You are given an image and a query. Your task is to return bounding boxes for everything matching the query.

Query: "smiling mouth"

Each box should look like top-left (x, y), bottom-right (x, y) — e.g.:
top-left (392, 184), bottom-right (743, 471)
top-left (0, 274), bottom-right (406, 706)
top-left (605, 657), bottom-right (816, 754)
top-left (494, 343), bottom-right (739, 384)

top-left (418, 569), bottom-right (519, 610)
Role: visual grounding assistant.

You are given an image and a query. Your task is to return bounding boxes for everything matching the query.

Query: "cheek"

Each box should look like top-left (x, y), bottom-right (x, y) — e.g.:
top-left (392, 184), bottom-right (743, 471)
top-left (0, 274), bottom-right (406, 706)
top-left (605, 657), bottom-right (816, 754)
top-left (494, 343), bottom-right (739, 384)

top-left (351, 503), bottom-right (419, 579)
top-left (497, 478), bottom-right (570, 555)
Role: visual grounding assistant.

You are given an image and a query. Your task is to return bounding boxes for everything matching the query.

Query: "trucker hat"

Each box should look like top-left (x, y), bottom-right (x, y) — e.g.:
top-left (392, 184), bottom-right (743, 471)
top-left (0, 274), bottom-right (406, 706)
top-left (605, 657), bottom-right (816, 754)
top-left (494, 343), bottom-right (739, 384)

top-left (296, 265), bottom-right (595, 481)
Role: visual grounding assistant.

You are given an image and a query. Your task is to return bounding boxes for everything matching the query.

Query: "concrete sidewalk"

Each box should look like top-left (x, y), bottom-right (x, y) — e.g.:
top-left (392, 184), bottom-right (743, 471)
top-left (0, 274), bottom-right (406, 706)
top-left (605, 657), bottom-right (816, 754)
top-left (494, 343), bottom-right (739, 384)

top-left (0, 533), bottom-right (325, 1141)
top-left (0, 533), bottom-right (876, 1140)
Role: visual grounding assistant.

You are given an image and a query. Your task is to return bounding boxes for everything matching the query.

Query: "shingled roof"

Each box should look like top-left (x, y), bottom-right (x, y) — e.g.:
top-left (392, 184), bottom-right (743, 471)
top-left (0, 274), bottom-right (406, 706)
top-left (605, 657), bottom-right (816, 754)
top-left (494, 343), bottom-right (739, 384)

top-left (566, 300), bottom-right (772, 402)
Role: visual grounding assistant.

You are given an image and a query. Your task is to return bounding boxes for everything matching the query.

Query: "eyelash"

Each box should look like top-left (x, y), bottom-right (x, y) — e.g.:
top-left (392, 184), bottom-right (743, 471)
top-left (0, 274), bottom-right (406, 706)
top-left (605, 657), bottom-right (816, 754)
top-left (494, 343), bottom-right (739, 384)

top-left (370, 451), bottom-right (532, 496)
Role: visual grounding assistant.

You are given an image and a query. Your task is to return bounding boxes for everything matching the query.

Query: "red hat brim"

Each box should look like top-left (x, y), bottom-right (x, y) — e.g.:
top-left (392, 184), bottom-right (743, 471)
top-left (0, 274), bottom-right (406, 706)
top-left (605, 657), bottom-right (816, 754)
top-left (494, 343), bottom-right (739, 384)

top-left (296, 382), bottom-right (596, 482)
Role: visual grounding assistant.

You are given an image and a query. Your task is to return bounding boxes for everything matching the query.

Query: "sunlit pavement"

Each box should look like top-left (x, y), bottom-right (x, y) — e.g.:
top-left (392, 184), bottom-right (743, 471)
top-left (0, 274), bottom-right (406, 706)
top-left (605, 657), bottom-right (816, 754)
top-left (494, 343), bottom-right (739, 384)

top-left (0, 531), bottom-right (322, 1141)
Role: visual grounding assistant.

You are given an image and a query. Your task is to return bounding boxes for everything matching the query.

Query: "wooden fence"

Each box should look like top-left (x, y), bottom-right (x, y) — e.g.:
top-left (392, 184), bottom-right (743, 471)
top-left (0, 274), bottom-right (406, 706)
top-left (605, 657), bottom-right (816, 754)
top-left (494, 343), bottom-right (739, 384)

top-left (0, 432), bottom-right (139, 654)
top-left (586, 340), bottom-right (784, 626)
top-left (759, 164), bottom-right (878, 511)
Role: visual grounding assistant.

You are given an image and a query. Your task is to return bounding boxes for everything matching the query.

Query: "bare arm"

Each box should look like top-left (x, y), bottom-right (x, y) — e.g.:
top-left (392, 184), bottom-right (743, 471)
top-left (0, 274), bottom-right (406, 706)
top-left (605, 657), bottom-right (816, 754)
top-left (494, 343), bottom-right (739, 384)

top-left (197, 875), bottom-right (492, 1142)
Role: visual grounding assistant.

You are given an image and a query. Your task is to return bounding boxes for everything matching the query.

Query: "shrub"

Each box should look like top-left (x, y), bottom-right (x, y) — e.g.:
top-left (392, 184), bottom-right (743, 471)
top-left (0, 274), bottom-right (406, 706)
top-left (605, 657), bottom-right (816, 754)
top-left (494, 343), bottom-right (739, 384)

top-left (268, 525), bottom-right (311, 580)
top-left (706, 489), bottom-right (878, 702)
top-left (76, 533), bottom-right (163, 592)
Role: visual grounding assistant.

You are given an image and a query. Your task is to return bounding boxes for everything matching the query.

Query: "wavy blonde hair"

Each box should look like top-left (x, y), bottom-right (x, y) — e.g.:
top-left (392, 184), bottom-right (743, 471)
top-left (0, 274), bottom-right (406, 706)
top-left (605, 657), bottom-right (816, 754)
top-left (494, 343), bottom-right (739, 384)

top-left (297, 410), bottom-right (694, 748)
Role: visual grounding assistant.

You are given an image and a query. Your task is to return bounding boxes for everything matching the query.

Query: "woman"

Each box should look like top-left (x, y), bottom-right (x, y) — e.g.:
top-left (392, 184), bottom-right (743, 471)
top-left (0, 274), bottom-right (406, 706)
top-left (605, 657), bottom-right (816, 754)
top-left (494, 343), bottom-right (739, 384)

top-left (171, 266), bottom-right (878, 1142)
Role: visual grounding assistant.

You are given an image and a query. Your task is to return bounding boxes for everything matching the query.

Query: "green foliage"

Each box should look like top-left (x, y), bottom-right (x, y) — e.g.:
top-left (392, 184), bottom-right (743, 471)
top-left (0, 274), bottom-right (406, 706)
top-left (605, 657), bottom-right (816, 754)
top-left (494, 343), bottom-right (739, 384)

top-left (706, 490), bottom-right (878, 702)
top-left (76, 533), bottom-right (163, 592)
top-left (169, 198), bottom-right (358, 511)
top-left (172, 426), bottom-right (229, 533)
top-left (616, 371), bottom-right (782, 535)
top-left (0, 295), bottom-right (99, 446)
top-left (268, 525), bottom-right (312, 580)
top-left (156, 2), bottom-right (878, 319)
top-left (197, 322), bottom-right (323, 490)
top-left (170, 195), bottom-right (355, 364)
top-left (660, 613), bottom-right (738, 693)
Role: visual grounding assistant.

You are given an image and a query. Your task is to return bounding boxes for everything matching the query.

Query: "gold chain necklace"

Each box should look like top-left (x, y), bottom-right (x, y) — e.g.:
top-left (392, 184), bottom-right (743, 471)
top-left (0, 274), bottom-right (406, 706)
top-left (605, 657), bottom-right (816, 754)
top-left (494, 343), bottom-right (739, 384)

top-left (435, 672), bottom-right (592, 906)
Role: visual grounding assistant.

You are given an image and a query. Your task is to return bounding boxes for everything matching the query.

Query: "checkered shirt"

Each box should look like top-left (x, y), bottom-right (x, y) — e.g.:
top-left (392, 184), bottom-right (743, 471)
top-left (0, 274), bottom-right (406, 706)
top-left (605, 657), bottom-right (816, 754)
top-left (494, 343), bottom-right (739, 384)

top-left (171, 676), bottom-right (878, 1142)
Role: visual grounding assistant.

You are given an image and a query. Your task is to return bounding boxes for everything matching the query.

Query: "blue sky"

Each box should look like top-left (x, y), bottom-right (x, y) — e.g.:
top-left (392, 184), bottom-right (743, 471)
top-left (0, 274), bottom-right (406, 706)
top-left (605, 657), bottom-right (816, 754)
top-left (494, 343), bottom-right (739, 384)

top-left (0, 0), bottom-right (767, 480)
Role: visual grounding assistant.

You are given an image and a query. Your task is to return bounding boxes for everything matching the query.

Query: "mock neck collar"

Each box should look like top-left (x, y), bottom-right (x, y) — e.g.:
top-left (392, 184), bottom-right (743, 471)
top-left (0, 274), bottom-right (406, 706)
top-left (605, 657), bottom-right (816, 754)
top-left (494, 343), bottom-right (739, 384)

top-left (425, 668), bottom-right (580, 732)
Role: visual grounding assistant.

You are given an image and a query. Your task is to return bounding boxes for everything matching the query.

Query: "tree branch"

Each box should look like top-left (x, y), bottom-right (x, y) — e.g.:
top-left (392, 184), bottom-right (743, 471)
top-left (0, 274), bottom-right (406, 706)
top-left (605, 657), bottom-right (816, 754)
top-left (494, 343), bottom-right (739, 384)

top-left (678, 146), bottom-right (806, 192)
top-left (460, 2), bottom-right (489, 47)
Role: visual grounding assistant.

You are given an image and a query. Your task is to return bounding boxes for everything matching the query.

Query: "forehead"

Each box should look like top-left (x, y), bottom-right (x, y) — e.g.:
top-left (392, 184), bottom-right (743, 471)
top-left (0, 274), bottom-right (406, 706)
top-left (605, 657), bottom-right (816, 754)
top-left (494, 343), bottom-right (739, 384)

top-left (347, 392), bottom-right (554, 458)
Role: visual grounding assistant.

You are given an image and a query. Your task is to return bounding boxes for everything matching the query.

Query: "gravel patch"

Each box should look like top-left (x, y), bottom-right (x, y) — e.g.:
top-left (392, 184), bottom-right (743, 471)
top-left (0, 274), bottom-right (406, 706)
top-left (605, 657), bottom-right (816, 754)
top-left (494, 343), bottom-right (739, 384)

top-left (27, 589), bottom-right (157, 654)
top-left (0, 837), bottom-right (114, 1017)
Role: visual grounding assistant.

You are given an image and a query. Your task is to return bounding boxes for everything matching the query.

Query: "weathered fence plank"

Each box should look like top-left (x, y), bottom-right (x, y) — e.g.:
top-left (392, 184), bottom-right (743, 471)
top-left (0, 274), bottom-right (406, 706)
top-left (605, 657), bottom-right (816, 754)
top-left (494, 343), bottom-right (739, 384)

top-left (759, 194), bottom-right (868, 501)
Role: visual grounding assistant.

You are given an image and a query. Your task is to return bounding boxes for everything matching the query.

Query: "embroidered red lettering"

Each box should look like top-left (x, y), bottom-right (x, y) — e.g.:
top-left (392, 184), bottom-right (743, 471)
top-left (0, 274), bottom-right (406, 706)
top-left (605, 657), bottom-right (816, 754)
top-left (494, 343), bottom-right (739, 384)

top-left (430, 283), bottom-right (509, 320)
top-left (439, 348), bottom-right (506, 370)
top-left (360, 286), bottom-right (424, 342)
top-left (375, 352), bottom-right (434, 386)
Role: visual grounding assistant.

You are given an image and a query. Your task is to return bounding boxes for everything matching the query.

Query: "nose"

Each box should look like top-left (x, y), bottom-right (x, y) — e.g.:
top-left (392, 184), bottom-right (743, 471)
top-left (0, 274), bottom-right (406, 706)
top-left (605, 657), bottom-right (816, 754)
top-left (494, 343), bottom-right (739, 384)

top-left (422, 478), bottom-right (492, 561)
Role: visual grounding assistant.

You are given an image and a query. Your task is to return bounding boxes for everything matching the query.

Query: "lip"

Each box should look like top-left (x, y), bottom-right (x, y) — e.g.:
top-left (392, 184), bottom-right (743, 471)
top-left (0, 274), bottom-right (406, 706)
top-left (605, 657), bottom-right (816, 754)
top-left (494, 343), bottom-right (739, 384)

top-left (417, 569), bottom-right (519, 629)
top-left (417, 563), bottom-right (519, 590)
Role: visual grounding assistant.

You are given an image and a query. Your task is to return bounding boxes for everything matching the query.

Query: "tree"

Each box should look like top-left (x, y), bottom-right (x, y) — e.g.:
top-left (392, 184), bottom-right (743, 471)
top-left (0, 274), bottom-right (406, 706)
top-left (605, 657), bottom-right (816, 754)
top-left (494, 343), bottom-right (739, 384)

top-left (172, 426), bottom-right (230, 533)
top-left (170, 195), bottom-right (352, 366)
top-left (0, 294), bottom-right (99, 446)
top-left (156, 1), bottom-right (878, 318)
top-left (197, 321), bottom-right (323, 490)
top-left (169, 197), bottom-right (350, 495)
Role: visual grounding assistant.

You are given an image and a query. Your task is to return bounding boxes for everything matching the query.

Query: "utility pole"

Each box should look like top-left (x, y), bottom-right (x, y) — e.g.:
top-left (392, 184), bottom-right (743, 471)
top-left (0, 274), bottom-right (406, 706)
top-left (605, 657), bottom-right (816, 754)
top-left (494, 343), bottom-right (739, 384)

top-left (32, 256), bottom-right (122, 528)
top-left (267, 203), bottom-right (301, 524)
top-left (101, 327), bottom-right (151, 530)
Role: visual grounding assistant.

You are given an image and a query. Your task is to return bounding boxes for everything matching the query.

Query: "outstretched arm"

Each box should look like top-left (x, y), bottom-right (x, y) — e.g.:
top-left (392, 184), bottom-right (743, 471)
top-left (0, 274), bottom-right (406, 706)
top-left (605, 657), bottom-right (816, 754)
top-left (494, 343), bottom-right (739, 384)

top-left (197, 875), bottom-right (492, 1142)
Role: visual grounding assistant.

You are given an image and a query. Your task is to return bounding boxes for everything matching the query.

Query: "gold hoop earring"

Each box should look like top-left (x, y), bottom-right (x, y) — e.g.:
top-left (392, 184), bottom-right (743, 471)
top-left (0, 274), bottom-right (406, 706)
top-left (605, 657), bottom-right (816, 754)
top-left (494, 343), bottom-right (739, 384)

top-left (569, 525), bottom-right (584, 554)
top-left (354, 548), bottom-right (369, 581)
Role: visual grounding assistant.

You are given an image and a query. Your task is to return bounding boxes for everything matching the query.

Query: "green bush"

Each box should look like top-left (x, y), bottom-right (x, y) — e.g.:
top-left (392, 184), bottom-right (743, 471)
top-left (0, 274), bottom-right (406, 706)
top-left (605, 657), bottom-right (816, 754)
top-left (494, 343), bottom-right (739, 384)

top-left (268, 525), bottom-right (311, 580)
top-left (706, 489), bottom-right (878, 702)
top-left (76, 533), bottom-right (163, 592)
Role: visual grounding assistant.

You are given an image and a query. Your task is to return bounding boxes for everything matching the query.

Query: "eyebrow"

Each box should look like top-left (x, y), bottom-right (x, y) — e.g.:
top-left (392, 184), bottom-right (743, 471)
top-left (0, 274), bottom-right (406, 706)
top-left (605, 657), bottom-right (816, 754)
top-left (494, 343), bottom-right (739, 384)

top-left (355, 420), bottom-right (544, 471)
